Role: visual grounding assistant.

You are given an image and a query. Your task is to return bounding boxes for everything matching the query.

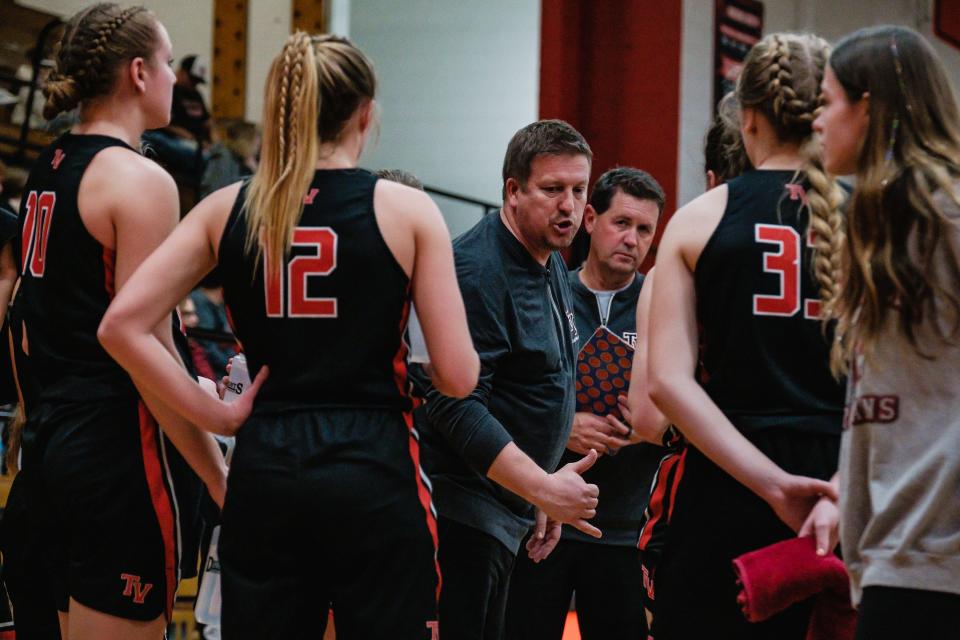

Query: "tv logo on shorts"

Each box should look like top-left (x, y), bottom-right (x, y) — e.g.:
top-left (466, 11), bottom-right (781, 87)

top-left (120, 573), bottom-right (153, 604)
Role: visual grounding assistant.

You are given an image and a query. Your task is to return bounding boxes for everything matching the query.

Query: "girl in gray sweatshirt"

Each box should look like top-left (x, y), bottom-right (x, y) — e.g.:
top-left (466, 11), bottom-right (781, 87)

top-left (813, 24), bottom-right (960, 639)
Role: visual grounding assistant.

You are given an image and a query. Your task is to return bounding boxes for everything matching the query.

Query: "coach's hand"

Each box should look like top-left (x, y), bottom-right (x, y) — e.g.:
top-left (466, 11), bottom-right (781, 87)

top-left (765, 472), bottom-right (838, 533)
top-left (536, 449), bottom-right (602, 538)
top-left (526, 509), bottom-right (562, 563)
top-left (568, 412), bottom-right (631, 456)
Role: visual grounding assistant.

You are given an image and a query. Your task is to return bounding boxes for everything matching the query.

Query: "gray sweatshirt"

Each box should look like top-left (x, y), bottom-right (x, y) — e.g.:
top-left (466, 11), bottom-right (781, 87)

top-left (839, 194), bottom-right (960, 605)
top-left (417, 212), bottom-right (579, 554)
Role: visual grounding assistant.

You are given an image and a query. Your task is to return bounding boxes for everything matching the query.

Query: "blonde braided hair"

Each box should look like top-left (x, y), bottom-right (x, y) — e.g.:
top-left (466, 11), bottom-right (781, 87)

top-left (738, 33), bottom-right (846, 315)
top-left (43, 3), bottom-right (156, 119)
top-left (243, 33), bottom-right (376, 275)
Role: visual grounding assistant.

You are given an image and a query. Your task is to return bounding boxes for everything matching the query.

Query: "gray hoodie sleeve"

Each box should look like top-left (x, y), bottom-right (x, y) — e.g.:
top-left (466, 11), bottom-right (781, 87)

top-left (422, 264), bottom-right (514, 473)
top-left (423, 360), bottom-right (513, 473)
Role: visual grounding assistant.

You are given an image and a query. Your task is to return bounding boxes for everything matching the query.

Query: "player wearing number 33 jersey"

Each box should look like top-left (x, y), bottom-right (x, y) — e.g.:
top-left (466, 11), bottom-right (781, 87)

top-left (695, 169), bottom-right (844, 433)
top-left (648, 170), bottom-right (847, 639)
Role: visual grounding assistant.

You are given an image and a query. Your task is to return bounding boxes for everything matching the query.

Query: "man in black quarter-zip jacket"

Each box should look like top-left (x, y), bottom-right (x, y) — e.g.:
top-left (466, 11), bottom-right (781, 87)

top-left (505, 167), bottom-right (666, 640)
top-left (417, 120), bottom-right (601, 640)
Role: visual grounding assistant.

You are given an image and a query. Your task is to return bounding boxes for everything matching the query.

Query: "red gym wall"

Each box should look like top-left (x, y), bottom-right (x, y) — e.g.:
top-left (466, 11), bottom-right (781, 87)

top-left (539, 0), bottom-right (683, 264)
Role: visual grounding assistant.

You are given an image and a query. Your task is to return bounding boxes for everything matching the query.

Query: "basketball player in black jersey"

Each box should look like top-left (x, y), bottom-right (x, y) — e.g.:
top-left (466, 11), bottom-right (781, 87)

top-left (627, 92), bottom-right (750, 623)
top-left (645, 34), bottom-right (846, 639)
top-left (14, 5), bottom-right (229, 639)
top-left (99, 33), bottom-right (479, 640)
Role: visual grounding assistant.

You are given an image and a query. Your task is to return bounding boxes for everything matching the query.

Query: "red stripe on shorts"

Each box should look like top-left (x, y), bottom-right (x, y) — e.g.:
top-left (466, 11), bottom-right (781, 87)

top-left (638, 449), bottom-right (684, 550)
top-left (138, 401), bottom-right (177, 619)
top-left (102, 247), bottom-right (116, 298)
top-left (392, 290), bottom-right (442, 600)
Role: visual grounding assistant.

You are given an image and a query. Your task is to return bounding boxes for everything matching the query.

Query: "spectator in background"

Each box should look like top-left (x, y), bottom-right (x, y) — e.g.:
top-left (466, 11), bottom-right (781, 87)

top-left (0, 162), bottom-right (28, 213)
top-left (168, 54), bottom-right (212, 146)
top-left (0, 160), bottom-right (13, 216)
top-left (142, 54), bottom-right (211, 176)
top-left (201, 119), bottom-right (260, 197)
top-left (190, 271), bottom-right (236, 378)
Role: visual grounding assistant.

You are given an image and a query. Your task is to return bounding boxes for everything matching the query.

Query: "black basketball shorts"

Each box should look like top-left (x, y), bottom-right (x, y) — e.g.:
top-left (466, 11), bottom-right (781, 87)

top-left (219, 406), bottom-right (440, 640)
top-left (23, 398), bottom-right (199, 622)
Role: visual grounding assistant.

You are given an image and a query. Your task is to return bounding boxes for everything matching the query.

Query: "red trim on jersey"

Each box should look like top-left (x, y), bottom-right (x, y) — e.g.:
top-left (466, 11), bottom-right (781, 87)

top-left (102, 247), bottom-right (117, 299)
top-left (138, 401), bottom-right (177, 619)
top-left (391, 291), bottom-right (441, 600)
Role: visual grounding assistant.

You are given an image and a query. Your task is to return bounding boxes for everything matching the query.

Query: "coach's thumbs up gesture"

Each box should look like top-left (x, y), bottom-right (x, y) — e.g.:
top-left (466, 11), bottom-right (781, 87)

top-left (487, 443), bottom-right (602, 546)
top-left (533, 449), bottom-right (602, 538)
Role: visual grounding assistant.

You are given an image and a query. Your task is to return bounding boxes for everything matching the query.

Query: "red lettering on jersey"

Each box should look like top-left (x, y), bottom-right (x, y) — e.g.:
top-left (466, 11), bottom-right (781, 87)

top-left (753, 224), bottom-right (800, 316)
top-left (262, 226), bottom-right (339, 318)
top-left (426, 621), bottom-right (440, 640)
top-left (288, 227), bottom-right (337, 317)
top-left (785, 182), bottom-right (809, 206)
top-left (21, 191), bottom-right (56, 277)
top-left (51, 149), bottom-right (66, 170)
top-left (120, 573), bottom-right (154, 604)
top-left (263, 244), bottom-right (283, 318)
top-left (304, 188), bottom-right (319, 205)
top-left (753, 223), bottom-right (824, 320)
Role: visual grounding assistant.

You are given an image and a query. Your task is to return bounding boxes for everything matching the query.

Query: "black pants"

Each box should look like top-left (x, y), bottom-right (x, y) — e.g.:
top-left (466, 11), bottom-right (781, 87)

top-left (856, 586), bottom-right (960, 640)
top-left (437, 518), bottom-right (515, 640)
top-left (505, 538), bottom-right (647, 640)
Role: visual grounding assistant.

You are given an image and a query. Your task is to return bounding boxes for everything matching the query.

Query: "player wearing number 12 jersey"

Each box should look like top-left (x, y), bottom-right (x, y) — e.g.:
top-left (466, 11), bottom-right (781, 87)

top-left (645, 34), bottom-right (846, 639)
top-left (98, 33), bottom-right (478, 640)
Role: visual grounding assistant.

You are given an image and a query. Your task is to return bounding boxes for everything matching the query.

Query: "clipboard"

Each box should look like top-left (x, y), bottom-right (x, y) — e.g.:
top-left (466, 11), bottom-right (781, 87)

top-left (575, 326), bottom-right (634, 420)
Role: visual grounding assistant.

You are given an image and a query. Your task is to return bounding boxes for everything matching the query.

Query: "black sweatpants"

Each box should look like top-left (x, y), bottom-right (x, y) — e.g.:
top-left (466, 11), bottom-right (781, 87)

top-left (855, 586), bottom-right (960, 640)
top-left (505, 538), bottom-right (647, 640)
top-left (437, 518), bottom-right (515, 640)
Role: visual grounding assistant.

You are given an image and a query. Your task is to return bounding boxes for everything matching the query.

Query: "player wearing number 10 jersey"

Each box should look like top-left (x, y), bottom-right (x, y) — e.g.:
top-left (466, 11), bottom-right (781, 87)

top-left (645, 34), bottom-right (846, 639)
top-left (12, 6), bottom-right (224, 638)
top-left (98, 33), bottom-right (478, 640)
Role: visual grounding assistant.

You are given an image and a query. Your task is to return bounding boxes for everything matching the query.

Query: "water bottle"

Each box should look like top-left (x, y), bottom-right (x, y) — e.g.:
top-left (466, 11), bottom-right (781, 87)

top-left (194, 525), bottom-right (222, 626)
top-left (223, 354), bottom-right (250, 404)
top-left (407, 306), bottom-right (430, 364)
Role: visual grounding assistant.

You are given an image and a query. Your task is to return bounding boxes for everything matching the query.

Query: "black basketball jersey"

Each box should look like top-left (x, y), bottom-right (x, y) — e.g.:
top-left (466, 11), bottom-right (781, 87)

top-left (694, 169), bottom-right (844, 435)
top-left (15, 133), bottom-right (138, 402)
top-left (218, 169), bottom-right (413, 409)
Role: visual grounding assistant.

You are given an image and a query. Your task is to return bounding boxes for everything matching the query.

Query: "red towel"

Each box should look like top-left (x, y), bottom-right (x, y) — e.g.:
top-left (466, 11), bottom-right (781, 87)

top-left (732, 536), bottom-right (856, 640)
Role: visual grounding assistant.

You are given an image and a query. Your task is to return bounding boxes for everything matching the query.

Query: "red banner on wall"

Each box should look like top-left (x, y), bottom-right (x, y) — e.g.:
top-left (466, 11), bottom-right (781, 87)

top-left (935, 0), bottom-right (960, 50)
top-left (715, 0), bottom-right (764, 107)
